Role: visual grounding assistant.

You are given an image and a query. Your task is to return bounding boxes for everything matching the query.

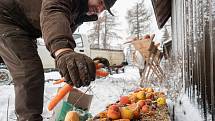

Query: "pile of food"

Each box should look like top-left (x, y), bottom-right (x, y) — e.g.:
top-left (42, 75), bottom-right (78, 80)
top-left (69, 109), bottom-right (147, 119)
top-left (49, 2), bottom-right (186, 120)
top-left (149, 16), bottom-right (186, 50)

top-left (91, 87), bottom-right (170, 121)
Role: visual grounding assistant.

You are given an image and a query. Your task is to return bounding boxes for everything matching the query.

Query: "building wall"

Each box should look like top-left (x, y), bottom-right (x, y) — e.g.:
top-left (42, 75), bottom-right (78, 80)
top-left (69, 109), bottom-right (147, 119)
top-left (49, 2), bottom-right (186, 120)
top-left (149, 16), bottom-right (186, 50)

top-left (90, 49), bottom-right (124, 65)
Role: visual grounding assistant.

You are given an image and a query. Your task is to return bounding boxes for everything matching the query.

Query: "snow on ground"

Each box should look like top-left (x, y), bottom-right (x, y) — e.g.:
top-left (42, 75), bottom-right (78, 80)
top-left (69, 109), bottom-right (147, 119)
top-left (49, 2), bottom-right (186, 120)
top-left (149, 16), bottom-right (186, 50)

top-left (88, 66), bottom-right (140, 115)
top-left (173, 94), bottom-right (204, 121)
top-left (0, 82), bottom-right (61, 121)
top-left (0, 65), bottom-right (206, 121)
top-left (0, 66), bottom-right (140, 121)
top-left (0, 85), bottom-right (16, 121)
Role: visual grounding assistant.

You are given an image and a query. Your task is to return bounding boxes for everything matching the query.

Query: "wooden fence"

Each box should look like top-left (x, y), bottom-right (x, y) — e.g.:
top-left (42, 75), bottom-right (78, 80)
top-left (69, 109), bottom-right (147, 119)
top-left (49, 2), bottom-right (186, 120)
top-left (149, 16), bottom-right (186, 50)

top-left (171, 0), bottom-right (215, 120)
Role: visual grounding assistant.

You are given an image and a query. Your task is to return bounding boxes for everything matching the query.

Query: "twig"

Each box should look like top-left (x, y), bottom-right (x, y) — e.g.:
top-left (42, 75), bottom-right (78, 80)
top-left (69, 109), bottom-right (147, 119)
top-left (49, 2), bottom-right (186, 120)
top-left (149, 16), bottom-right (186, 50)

top-left (6, 95), bottom-right (10, 121)
top-left (44, 95), bottom-right (51, 101)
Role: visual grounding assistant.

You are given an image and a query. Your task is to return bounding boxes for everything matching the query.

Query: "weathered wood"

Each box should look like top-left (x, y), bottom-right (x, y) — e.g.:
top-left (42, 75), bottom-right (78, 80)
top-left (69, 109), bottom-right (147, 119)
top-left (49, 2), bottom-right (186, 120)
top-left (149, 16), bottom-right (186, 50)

top-left (128, 36), bottom-right (165, 85)
top-left (151, 0), bottom-right (171, 29)
top-left (171, 0), bottom-right (215, 119)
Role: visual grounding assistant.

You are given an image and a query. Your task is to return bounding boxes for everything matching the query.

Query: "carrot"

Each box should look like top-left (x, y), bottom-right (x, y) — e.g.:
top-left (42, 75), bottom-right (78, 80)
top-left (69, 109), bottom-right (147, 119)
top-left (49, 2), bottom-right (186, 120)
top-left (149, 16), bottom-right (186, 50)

top-left (48, 83), bottom-right (73, 111)
top-left (96, 70), bottom-right (109, 77)
top-left (95, 63), bottom-right (104, 69)
top-left (53, 79), bottom-right (65, 85)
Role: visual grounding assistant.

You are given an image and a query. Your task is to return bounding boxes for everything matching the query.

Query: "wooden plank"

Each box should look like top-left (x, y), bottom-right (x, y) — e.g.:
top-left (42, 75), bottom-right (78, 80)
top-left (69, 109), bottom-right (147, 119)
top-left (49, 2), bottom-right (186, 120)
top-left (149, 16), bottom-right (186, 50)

top-left (151, 0), bottom-right (171, 29)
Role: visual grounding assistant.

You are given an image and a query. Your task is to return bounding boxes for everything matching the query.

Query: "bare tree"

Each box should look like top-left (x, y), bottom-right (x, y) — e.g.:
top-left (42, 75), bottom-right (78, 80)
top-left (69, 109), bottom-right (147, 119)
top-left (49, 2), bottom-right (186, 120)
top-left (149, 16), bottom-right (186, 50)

top-left (126, 0), bottom-right (151, 39)
top-left (88, 17), bottom-right (105, 48)
top-left (101, 11), bottom-right (122, 49)
top-left (88, 10), bottom-right (122, 49)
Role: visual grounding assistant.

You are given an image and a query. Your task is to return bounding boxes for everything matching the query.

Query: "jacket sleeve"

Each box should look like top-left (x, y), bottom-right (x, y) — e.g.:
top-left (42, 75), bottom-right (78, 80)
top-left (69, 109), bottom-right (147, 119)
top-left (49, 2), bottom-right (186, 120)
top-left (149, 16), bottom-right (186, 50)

top-left (40, 0), bottom-right (76, 57)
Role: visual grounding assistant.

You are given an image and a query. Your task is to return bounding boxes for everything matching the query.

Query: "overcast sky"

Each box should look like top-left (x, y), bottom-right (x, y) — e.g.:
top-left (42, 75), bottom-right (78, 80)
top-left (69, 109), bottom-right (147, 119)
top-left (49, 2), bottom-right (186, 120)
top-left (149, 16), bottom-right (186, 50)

top-left (78, 0), bottom-right (159, 45)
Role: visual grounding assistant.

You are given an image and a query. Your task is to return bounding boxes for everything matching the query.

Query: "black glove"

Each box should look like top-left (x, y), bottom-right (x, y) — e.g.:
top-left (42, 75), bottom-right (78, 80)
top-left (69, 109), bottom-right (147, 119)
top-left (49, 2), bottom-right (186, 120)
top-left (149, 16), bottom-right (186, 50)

top-left (55, 50), bottom-right (96, 88)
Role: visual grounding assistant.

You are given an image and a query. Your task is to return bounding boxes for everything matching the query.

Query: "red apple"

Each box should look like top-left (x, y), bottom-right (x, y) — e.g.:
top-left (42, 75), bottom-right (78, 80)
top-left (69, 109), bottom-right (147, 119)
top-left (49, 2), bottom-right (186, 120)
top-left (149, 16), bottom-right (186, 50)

top-left (137, 100), bottom-right (146, 108)
top-left (119, 96), bottom-right (131, 105)
top-left (107, 105), bottom-right (121, 120)
top-left (142, 105), bottom-right (149, 113)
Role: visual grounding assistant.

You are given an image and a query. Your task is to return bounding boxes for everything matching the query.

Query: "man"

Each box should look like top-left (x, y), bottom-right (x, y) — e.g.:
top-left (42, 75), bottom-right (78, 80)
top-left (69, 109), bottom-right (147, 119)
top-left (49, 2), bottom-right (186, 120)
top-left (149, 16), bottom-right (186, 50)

top-left (0, 0), bottom-right (117, 120)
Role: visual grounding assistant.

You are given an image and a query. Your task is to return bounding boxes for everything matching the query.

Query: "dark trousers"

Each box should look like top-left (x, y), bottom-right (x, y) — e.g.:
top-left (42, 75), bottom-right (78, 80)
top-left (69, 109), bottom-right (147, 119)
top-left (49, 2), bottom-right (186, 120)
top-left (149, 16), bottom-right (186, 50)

top-left (0, 24), bottom-right (44, 121)
top-left (0, 1), bottom-right (44, 120)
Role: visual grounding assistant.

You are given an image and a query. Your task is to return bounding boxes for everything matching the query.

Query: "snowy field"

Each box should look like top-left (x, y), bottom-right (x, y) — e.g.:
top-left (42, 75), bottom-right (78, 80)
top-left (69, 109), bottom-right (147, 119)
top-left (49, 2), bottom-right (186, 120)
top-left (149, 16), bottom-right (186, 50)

top-left (0, 66), bottom-right (206, 121)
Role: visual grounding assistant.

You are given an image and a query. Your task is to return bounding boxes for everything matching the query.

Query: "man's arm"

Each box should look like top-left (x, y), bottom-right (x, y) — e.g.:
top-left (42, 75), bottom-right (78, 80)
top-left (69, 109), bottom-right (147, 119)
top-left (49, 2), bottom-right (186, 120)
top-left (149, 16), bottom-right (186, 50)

top-left (40, 0), bottom-right (97, 88)
top-left (40, 0), bottom-right (76, 57)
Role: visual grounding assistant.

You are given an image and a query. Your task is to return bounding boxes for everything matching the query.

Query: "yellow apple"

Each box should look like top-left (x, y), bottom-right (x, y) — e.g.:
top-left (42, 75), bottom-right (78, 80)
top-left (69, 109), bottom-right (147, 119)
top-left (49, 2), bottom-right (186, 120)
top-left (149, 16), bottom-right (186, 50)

top-left (136, 91), bottom-right (146, 100)
top-left (156, 97), bottom-right (166, 106)
top-left (128, 93), bottom-right (138, 103)
top-left (120, 107), bottom-right (133, 119)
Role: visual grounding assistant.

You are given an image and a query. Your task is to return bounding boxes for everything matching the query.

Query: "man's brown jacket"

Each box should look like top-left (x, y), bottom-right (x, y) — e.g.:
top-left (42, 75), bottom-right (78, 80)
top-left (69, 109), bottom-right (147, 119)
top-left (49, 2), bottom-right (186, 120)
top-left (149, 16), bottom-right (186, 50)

top-left (0, 0), bottom-right (98, 55)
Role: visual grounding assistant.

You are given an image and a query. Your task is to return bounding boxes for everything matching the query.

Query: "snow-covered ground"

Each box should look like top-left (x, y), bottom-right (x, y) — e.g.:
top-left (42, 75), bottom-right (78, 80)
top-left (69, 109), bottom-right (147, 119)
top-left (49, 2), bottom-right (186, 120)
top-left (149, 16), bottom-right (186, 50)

top-left (0, 66), bottom-right (140, 121)
top-left (173, 94), bottom-right (208, 121)
top-left (0, 66), bottom-right (206, 121)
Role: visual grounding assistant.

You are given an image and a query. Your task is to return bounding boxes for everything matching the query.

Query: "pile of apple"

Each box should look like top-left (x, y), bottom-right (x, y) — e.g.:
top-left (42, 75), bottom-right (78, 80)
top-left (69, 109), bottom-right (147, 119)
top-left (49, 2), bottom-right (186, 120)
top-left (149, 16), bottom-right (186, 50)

top-left (93, 87), bottom-right (169, 121)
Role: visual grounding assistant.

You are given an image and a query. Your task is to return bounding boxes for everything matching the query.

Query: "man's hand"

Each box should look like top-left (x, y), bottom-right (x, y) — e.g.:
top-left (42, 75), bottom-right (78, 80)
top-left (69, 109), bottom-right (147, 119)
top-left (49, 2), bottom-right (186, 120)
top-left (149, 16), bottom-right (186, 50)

top-left (55, 49), bottom-right (96, 88)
